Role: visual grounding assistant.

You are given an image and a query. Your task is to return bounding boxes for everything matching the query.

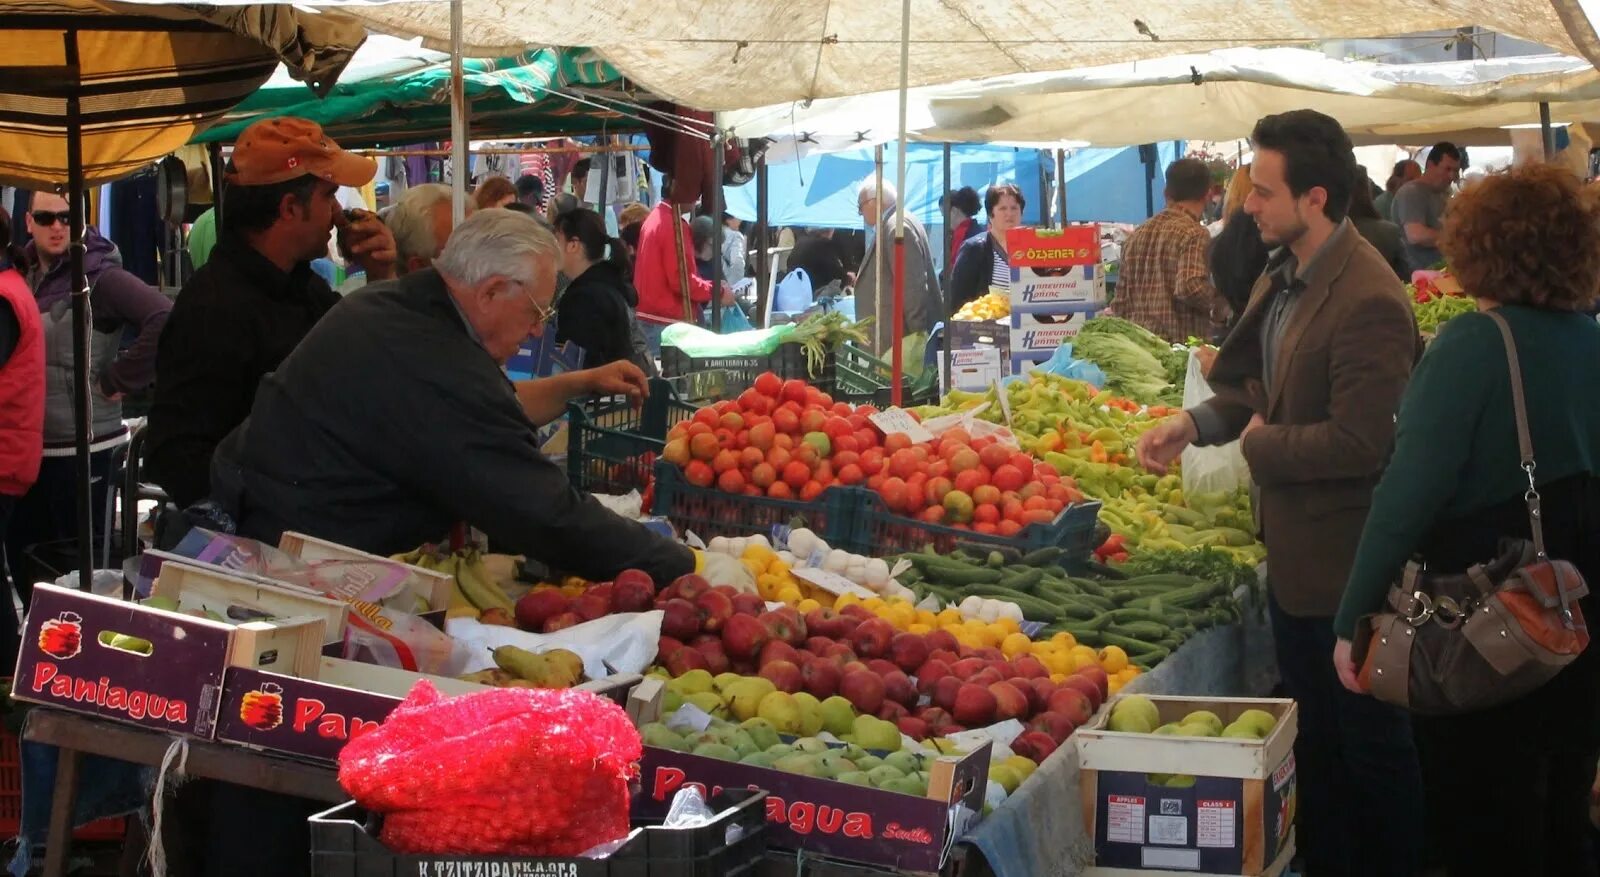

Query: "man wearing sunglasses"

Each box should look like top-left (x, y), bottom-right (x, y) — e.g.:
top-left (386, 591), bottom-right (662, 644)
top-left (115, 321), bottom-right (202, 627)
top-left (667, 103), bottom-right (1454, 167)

top-left (4, 190), bottom-right (171, 602)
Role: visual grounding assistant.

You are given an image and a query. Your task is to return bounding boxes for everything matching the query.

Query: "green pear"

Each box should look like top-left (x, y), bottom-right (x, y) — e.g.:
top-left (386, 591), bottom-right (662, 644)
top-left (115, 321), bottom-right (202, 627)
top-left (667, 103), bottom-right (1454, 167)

top-left (765, 743), bottom-right (795, 758)
top-left (1110, 695), bottom-right (1160, 731)
top-left (853, 754), bottom-right (884, 772)
top-left (794, 737), bottom-right (831, 754)
top-left (141, 595), bottom-right (180, 612)
top-left (836, 770), bottom-right (873, 787)
top-left (1237, 708), bottom-right (1278, 736)
top-left (1181, 710), bottom-right (1224, 736)
top-left (1165, 774), bottom-right (1197, 788)
top-left (1107, 711), bottom-right (1154, 734)
top-left (685, 692), bottom-right (725, 717)
top-left (881, 775), bottom-right (927, 797)
top-left (640, 723), bottom-right (688, 751)
top-left (1152, 723), bottom-right (1182, 736)
top-left (740, 752), bottom-right (780, 768)
top-left (669, 669), bottom-right (715, 696)
top-left (884, 750), bottom-right (922, 775)
top-left (866, 765), bottom-right (905, 786)
top-left (691, 743), bottom-right (739, 762)
top-left (774, 754), bottom-right (823, 777)
top-left (814, 750), bottom-right (857, 779)
top-left (820, 696), bottom-right (857, 737)
top-left (1176, 723), bottom-right (1216, 738)
top-left (1221, 723), bottom-right (1261, 740)
top-left (662, 690), bottom-right (685, 715)
top-left (740, 718), bottom-right (781, 751)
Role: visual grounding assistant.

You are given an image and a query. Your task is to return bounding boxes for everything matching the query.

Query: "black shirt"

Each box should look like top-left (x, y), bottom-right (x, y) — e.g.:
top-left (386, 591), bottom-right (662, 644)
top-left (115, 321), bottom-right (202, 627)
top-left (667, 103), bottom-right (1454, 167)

top-left (144, 233), bottom-right (340, 508)
top-left (211, 268), bottom-right (695, 583)
top-left (555, 260), bottom-right (636, 368)
top-left (787, 234), bottom-right (849, 291)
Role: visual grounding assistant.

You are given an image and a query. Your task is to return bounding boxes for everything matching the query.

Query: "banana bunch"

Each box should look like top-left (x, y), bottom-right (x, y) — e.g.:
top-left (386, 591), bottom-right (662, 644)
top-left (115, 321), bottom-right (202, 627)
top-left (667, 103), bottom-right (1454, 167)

top-left (953, 289), bottom-right (1010, 322)
top-left (458, 646), bottom-right (585, 689)
top-left (395, 547), bottom-right (518, 622)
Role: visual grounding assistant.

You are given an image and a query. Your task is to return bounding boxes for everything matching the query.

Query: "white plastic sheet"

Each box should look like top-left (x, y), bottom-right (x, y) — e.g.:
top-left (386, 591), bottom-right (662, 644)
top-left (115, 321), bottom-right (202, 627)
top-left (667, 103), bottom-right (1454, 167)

top-left (1179, 349), bottom-right (1251, 497)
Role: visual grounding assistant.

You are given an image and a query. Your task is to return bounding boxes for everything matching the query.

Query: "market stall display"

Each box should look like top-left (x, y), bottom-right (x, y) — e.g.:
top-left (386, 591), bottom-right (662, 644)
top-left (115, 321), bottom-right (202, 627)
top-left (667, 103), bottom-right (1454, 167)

top-left (1409, 269), bottom-right (1473, 336)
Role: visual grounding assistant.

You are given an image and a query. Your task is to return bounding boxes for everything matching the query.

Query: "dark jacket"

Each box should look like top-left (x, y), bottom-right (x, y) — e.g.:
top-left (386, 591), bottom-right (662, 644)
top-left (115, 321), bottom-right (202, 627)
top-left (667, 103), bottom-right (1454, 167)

top-left (556, 260), bottom-right (637, 368)
top-left (1352, 216), bottom-right (1409, 280)
top-left (786, 233), bottom-right (848, 292)
top-left (210, 267), bottom-right (695, 584)
top-left (1208, 209), bottom-right (1271, 328)
top-left (948, 232), bottom-right (1004, 312)
top-left (1194, 221), bottom-right (1422, 617)
top-left (144, 233), bottom-right (341, 508)
top-left (26, 231), bottom-right (170, 447)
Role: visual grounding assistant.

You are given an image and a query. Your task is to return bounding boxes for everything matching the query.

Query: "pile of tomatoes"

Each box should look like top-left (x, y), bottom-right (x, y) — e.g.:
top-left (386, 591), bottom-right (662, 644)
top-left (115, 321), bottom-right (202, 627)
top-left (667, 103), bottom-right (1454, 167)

top-left (662, 372), bottom-right (1086, 535)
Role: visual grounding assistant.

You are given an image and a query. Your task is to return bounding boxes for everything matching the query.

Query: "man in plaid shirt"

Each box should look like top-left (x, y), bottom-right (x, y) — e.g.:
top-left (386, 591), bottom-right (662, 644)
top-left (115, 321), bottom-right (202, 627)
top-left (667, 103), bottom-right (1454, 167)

top-left (1112, 158), bottom-right (1229, 343)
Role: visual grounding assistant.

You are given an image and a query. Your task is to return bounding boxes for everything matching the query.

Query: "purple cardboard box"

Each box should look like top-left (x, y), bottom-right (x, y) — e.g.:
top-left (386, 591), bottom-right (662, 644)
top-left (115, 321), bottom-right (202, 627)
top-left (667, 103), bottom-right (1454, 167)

top-left (214, 667), bottom-right (401, 764)
top-left (14, 584), bottom-right (231, 738)
top-left (634, 742), bottom-right (989, 874)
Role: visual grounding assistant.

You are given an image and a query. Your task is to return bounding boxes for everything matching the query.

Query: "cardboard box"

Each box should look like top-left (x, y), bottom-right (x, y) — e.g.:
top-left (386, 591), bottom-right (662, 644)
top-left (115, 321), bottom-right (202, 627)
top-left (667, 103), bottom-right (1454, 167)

top-left (1010, 310), bottom-right (1089, 357)
top-left (942, 320), bottom-right (1011, 393)
top-left (216, 657), bottom-right (645, 764)
top-left (628, 680), bottom-right (987, 874)
top-left (13, 584), bottom-right (325, 740)
top-left (1076, 695), bottom-right (1299, 876)
top-left (277, 531), bottom-right (453, 614)
top-left (149, 556), bottom-right (350, 645)
top-left (1007, 226), bottom-right (1106, 308)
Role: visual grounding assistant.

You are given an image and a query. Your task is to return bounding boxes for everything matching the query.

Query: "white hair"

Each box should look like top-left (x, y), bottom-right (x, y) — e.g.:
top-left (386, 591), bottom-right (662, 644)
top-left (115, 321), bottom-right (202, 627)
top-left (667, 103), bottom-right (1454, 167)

top-left (434, 208), bottom-right (558, 287)
top-left (857, 177), bottom-right (897, 210)
top-left (387, 183), bottom-right (453, 267)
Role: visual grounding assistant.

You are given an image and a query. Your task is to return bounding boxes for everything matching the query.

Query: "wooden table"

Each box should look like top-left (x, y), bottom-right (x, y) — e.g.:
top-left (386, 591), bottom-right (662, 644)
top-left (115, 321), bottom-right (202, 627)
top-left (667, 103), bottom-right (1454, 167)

top-left (23, 708), bottom-right (345, 877)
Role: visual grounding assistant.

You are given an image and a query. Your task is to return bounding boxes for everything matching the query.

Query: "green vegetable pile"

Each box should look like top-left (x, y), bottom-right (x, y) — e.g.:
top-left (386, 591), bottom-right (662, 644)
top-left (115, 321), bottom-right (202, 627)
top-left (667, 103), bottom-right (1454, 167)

top-left (896, 545), bottom-right (1242, 669)
top-left (1414, 295), bottom-right (1475, 335)
top-left (1073, 317), bottom-right (1187, 406)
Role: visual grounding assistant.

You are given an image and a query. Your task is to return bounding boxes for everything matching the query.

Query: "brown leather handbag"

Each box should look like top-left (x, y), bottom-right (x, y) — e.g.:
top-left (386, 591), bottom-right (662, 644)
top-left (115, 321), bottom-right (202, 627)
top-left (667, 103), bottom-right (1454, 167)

top-left (1352, 310), bottom-right (1591, 715)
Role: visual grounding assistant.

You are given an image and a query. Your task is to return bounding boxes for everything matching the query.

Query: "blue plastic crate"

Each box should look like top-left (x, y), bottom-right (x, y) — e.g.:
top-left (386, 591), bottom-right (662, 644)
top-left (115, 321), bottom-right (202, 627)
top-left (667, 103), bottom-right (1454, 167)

top-left (566, 379), bottom-right (696, 495)
top-left (841, 488), bottom-right (1102, 558)
top-left (651, 461), bottom-right (858, 545)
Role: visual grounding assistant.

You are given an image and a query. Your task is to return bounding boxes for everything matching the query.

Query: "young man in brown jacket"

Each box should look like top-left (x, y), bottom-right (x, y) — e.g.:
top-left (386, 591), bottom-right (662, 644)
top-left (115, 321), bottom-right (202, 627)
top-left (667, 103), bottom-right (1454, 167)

top-left (1137, 110), bottom-right (1425, 876)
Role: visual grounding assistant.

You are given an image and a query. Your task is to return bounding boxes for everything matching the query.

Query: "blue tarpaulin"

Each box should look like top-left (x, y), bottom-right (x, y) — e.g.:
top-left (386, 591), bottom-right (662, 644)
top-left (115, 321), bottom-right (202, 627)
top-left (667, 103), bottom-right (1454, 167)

top-left (723, 143), bottom-right (1046, 230)
top-left (722, 141), bottom-right (1185, 231)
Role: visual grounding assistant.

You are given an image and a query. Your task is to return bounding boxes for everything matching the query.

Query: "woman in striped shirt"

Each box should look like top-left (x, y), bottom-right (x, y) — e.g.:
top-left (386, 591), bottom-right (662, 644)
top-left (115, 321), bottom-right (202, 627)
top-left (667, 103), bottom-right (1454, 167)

top-left (949, 184), bottom-right (1026, 313)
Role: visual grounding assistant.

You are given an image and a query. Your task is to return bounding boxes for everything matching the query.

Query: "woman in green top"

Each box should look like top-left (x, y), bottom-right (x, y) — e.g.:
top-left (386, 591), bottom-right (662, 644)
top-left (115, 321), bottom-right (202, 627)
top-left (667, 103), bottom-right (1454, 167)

top-left (1332, 163), bottom-right (1600, 876)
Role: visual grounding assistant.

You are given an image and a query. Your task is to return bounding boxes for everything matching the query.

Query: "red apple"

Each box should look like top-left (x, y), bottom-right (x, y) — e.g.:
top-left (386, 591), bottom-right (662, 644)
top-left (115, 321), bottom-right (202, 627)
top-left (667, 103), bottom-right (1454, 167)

top-left (663, 647), bottom-right (709, 676)
top-left (671, 573), bottom-right (711, 601)
top-left (694, 590), bottom-right (735, 633)
top-left (896, 716), bottom-right (930, 740)
top-left (838, 604), bottom-right (874, 622)
top-left (1009, 678), bottom-right (1045, 714)
top-left (613, 575), bottom-right (656, 613)
top-left (804, 607), bottom-right (850, 639)
top-left (660, 599), bottom-right (700, 641)
top-left (989, 681), bottom-right (1031, 722)
top-left (953, 683), bottom-right (998, 727)
top-left (881, 670), bottom-right (917, 708)
top-left (974, 647), bottom-right (1004, 663)
top-left (950, 657), bottom-right (986, 679)
top-left (720, 613), bottom-right (772, 660)
top-left (850, 618), bottom-right (895, 659)
top-left (1047, 688), bottom-right (1094, 726)
top-left (1011, 730), bottom-right (1059, 763)
top-left (760, 660), bottom-right (804, 694)
top-left (614, 567), bottom-right (654, 594)
top-left (888, 633), bottom-right (930, 674)
top-left (656, 636), bottom-right (686, 660)
top-left (760, 608), bottom-right (807, 645)
top-left (1012, 656), bottom-right (1050, 679)
top-left (1059, 674), bottom-right (1104, 712)
top-left (1074, 666), bottom-right (1111, 702)
top-left (933, 676), bottom-right (963, 712)
top-left (824, 644), bottom-right (859, 668)
top-left (572, 591), bottom-right (610, 621)
top-left (840, 661), bottom-right (872, 677)
top-left (866, 658), bottom-right (901, 678)
top-left (929, 648), bottom-right (963, 667)
top-left (1028, 678), bottom-right (1059, 706)
top-left (759, 639), bottom-right (801, 668)
top-left (925, 629), bottom-right (961, 655)
top-left (731, 592), bottom-right (766, 617)
top-left (916, 706), bottom-right (952, 728)
top-left (876, 701), bottom-right (910, 723)
top-left (514, 589), bottom-right (569, 631)
top-left (801, 660), bottom-right (842, 699)
top-left (1028, 711), bottom-right (1078, 745)
top-left (693, 639), bottom-right (730, 674)
top-left (915, 659), bottom-right (953, 697)
top-left (804, 635), bottom-right (835, 656)
top-left (840, 670), bottom-right (886, 715)
top-left (970, 667), bottom-right (1004, 688)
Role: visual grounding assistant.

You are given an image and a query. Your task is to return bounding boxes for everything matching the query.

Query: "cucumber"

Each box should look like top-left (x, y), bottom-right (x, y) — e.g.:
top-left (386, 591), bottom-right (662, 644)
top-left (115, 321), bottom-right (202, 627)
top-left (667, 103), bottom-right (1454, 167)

top-left (998, 568), bottom-right (1045, 593)
top-left (1108, 621), bottom-right (1170, 641)
top-left (1019, 546), bottom-right (1064, 567)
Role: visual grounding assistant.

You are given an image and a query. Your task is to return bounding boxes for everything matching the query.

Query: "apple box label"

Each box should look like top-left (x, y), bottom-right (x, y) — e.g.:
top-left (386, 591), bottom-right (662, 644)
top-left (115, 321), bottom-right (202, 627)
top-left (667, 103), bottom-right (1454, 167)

top-left (1147, 814), bottom-right (1188, 846)
top-left (1106, 795), bottom-right (1145, 844)
top-left (1197, 799), bottom-right (1237, 848)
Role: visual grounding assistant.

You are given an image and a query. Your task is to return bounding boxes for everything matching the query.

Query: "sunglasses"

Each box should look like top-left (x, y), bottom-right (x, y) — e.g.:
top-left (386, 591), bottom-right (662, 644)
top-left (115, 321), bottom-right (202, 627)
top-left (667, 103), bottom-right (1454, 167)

top-left (30, 210), bottom-right (71, 228)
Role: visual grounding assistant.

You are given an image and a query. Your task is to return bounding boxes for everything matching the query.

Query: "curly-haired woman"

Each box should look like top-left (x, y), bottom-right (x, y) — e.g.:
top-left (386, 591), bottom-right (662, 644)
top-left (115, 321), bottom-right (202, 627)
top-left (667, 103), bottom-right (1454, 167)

top-left (1333, 162), bottom-right (1600, 875)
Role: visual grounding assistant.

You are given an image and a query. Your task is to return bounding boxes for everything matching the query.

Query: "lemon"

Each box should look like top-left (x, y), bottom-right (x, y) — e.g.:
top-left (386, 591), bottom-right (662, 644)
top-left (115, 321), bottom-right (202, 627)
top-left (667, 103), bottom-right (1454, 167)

top-left (1001, 632), bottom-right (1033, 659)
top-left (776, 586), bottom-right (803, 604)
top-left (1098, 645), bottom-right (1130, 674)
top-left (907, 623), bottom-right (933, 634)
top-left (834, 593), bottom-right (861, 610)
top-left (796, 598), bottom-right (822, 615)
top-left (1052, 631), bottom-right (1078, 649)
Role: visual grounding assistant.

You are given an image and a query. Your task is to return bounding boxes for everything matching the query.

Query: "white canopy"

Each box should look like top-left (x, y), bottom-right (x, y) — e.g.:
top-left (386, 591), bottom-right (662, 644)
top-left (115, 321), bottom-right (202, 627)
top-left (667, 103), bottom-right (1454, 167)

top-left (721, 49), bottom-right (1600, 148)
top-left (120, 0), bottom-right (1600, 111)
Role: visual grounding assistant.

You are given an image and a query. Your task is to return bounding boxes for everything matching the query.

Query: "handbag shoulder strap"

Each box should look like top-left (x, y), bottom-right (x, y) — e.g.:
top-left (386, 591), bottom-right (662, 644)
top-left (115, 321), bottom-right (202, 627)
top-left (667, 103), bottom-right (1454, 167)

top-left (1484, 309), bottom-right (1549, 560)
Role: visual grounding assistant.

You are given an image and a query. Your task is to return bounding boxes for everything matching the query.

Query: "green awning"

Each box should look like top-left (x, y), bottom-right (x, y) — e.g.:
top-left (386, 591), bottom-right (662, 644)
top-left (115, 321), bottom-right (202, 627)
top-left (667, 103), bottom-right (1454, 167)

top-left (194, 46), bottom-right (638, 147)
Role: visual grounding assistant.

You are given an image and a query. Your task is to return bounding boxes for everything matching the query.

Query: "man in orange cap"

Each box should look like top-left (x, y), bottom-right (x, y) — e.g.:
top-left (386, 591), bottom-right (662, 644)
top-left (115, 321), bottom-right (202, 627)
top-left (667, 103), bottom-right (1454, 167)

top-left (146, 117), bottom-right (396, 511)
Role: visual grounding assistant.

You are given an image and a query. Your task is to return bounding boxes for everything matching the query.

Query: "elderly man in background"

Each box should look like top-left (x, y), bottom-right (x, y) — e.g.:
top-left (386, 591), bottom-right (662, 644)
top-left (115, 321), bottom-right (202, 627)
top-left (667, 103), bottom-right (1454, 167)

top-left (852, 178), bottom-right (941, 355)
top-left (388, 183), bottom-right (459, 276)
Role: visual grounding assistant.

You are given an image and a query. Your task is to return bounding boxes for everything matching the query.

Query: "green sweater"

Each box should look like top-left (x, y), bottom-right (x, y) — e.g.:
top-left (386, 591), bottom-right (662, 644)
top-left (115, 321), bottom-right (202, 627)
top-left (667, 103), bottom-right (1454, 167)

top-left (1334, 305), bottom-right (1600, 638)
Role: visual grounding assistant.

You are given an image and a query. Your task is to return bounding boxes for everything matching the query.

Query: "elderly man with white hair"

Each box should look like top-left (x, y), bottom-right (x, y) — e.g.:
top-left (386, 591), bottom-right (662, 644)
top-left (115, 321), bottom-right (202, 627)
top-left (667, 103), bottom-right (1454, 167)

top-left (387, 182), bottom-right (459, 275)
top-left (851, 177), bottom-right (942, 354)
top-left (209, 208), bottom-right (700, 585)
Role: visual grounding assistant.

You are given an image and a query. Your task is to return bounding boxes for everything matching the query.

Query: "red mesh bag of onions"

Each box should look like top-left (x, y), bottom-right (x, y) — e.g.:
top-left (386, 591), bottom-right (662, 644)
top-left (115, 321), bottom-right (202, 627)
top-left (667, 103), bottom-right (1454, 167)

top-left (338, 680), bottom-right (642, 855)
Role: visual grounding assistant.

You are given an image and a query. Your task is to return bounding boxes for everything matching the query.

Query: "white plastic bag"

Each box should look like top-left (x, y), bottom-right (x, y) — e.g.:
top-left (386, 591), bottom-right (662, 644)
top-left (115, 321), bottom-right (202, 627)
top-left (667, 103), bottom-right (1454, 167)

top-left (447, 609), bottom-right (663, 680)
top-left (1179, 348), bottom-right (1252, 495)
top-left (774, 267), bottom-right (813, 313)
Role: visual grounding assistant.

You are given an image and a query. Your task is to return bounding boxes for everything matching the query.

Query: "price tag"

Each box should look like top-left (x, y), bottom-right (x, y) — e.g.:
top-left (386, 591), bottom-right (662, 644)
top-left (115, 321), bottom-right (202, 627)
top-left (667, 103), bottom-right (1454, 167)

top-left (869, 408), bottom-right (936, 444)
top-left (790, 566), bottom-right (875, 599)
top-left (666, 703), bottom-right (714, 733)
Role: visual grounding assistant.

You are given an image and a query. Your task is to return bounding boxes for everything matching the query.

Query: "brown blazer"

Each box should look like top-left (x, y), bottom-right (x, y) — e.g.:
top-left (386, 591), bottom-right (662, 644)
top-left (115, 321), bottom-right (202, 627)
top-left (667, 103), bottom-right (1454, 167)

top-left (1196, 221), bottom-right (1422, 617)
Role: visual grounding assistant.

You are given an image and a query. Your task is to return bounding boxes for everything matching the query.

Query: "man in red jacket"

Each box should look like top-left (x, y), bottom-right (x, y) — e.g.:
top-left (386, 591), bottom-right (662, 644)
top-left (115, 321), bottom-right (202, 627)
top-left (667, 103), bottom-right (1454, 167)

top-left (632, 178), bottom-right (731, 356)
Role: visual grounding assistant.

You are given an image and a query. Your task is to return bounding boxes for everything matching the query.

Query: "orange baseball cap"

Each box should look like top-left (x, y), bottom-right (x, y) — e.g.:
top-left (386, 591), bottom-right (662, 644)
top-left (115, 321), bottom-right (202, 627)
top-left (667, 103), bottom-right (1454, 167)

top-left (227, 117), bottom-right (375, 188)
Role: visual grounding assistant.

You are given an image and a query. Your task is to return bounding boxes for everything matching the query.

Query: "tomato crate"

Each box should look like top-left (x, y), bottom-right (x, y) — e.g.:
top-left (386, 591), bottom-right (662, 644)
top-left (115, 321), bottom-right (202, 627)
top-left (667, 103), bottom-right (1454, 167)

top-left (651, 462), bottom-right (857, 545)
top-left (844, 489), bottom-right (1103, 558)
top-left (660, 341), bottom-right (834, 391)
top-left (310, 788), bottom-right (768, 877)
top-left (0, 725), bottom-right (124, 841)
top-left (568, 378), bottom-right (697, 496)
top-left (832, 343), bottom-right (940, 407)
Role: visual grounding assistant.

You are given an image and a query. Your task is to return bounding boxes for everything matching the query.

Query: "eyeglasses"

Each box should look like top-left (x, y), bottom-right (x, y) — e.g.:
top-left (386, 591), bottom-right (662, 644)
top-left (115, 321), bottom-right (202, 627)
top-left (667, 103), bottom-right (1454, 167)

top-left (512, 278), bottom-right (555, 326)
top-left (30, 210), bottom-right (71, 227)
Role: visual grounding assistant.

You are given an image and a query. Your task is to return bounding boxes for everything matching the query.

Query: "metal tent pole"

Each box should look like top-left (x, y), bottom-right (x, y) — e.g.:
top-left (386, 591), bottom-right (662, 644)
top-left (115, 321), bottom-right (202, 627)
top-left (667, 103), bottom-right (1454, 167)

top-left (873, 145), bottom-right (885, 353)
top-left (1056, 149), bottom-right (1068, 224)
top-left (891, 0), bottom-right (911, 406)
top-left (449, 0), bottom-right (467, 223)
top-left (941, 143), bottom-right (952, 269)
top-left (65, 29), bottom-right (92, 588)
top-left (1540, 102), bottom-right (1556, 159)
top-left (711, 131), bottom-right (724, 332)
top-left (754, 155), bottom-right (770, 327)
